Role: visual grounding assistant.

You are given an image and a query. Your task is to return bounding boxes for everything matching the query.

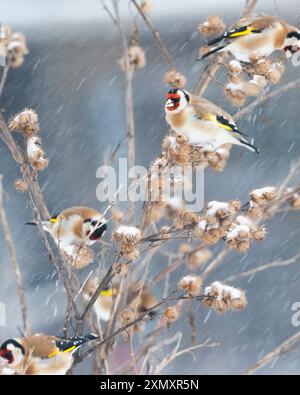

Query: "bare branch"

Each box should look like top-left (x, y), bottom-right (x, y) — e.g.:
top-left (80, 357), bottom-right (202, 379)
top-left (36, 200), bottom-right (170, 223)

top-left (0, 175), bottom-right (30, 336)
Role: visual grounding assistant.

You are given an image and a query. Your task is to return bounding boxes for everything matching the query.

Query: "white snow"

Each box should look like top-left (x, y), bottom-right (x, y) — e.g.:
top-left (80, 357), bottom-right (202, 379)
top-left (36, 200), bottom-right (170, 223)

top-left (226, 82), bottom-right (243, 92)
top-left (251, 186), bottom-right (276, 197)
top-left (198, 220), bottom-right (207, 230)
top-left (226, 224), bottom-right (250, 240)
top-left (204, 281), bottom-right (242, 301)
top-left (229, 60), bottom-right (242, 70)
top-left (181, 275), bottom-right (197, 284)
top-left (167, 197), bottom-right (184, 210)
top-left (116, 225), bottom-right (140, 237)
top-left (167, 136), bottom-right (178, 149)
top-left (207, 201), bottom-right (229, 217)
top-left (236, 215), bottom-right (253, 226)
top-left (27, 136), bottom-right (41, 159)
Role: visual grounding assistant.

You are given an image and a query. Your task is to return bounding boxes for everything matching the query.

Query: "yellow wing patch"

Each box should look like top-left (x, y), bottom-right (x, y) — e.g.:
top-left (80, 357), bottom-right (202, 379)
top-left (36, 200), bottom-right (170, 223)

top-left (205, 114), bottom-right (233, 131)
top-left (228, 28), bottom-right (254, 38)
top-left (48, 345), bottom-right (76, 358)
top-left (49, 218), bottom-right (57, 223)
top-left (100, 289), bottom-right (114, 297)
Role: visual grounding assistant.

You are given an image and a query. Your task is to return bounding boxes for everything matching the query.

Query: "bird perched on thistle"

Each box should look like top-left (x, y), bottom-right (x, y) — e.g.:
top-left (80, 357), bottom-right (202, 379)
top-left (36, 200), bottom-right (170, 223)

top-left (82, 279), bottom-right (157, 323)
top-left (0, 333), bottom-right (98, 375)
top-left (26, 206), bottom-right (107, 249)
top-left (199, 15), bottom-right (300, 62)
top-left (165, 88), bottom-right (259, 153)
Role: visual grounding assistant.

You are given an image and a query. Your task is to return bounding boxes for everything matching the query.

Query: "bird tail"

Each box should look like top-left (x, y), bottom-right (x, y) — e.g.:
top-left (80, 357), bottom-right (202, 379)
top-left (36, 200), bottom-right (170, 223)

top-left (199, 44), bottom-right (227, 60)
top-left (237, 137), bottom-right (260, 154)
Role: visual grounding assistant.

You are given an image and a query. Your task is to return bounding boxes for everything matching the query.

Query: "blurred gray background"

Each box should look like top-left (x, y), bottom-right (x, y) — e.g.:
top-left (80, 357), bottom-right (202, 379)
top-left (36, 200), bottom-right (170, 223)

top-left (0, 0), bottom-right (300, 374)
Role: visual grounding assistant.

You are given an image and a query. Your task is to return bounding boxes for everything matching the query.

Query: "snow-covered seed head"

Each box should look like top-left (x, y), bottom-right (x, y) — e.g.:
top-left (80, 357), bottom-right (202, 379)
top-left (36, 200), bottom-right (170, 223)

top-left (197, 16), bottom-right (225, 37)
top-left (178, 275), bottom-right (203, 296)
top-left (228, 60), bottom-right (242, 74)
top-left (113, 226), bottom-right (141, 259)
top-left (7, 32), bottom-right (28, 68)
top-left (203, 281), bottom-right (247, 313)
top-left (14, 179), bottom-right (28, 193)
top-left (243, 81), bottom-right (261, 97)
top-left (164, 70), bottom-right (187, 89)
top-left (224, 84), bottom-right (247, 107)
top-left (9, 108), bottom-right (39, 137)
top-left (250, 186), bottom-right (277, 205)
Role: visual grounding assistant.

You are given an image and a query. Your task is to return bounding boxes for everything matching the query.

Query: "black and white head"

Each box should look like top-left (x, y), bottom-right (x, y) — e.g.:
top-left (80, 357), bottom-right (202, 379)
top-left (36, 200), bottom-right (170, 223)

top-left (284, 30), bottom-right (300, 58)
top-left (83, 218), bottom-right (107, 241)
top-left (0, 339), bottom-right (25, 367)
top-left (165, 88), bottom-right (190, 114)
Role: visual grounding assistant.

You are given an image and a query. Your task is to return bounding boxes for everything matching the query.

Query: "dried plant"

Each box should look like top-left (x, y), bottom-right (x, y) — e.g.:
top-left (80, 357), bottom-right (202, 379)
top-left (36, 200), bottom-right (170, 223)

top-left (0, 0), bottom-right (300, 376)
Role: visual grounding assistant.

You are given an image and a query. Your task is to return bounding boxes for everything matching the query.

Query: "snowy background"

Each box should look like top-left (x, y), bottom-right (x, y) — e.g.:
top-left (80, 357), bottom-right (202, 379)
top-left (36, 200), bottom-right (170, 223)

top-left (0, 0), bottom-right (300, 374)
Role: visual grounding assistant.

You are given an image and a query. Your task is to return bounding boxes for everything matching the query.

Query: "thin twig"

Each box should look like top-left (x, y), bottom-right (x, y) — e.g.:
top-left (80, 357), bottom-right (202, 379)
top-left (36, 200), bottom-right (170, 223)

top-left (225, 252), bottom-right (300, 282)
top-left (246, 330), bottom-right (300, 375)
top-left (131, 0), bottom-right (175, 68)
top-left (0, 175), bottom-right (29, 336)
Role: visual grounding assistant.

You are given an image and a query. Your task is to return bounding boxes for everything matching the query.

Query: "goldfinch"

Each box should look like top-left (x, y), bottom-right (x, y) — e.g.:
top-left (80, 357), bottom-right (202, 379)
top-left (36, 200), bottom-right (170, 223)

top-left (200, 15), bottom-right (300, 62)
top-left (83, 280), bottom-right (157, 322)
top-left (26, 206), bottom-right (107, 248)
top-left (0, 333), bottom-right (97, 375)
top-left (165, 88), bottom-right (259, 153)
top-left (83, 280), bottom-right (116, 322)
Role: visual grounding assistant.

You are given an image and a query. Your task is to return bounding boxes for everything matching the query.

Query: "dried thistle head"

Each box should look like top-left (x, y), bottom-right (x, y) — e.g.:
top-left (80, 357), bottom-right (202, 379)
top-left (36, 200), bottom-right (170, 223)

top-left (112, 226), bottom-right (142, 259)
top-left (224, 83), bottom-right (247, 107)
top-left (179, 243), bottom-right (192, 255)
top-left (112, 210), bottom-right (125, 223)
top-left (197, 16), bottom-right (225, 37)
top-left (7, 32), bottom-right (29, 68)
top-left (121, 308), bottom-right (136, 325)
top-left (250, 186), bottom-right (277, 206)
top-left (178, 275), bottom-right (203, 296)
top-left (186, 248), bottom-right (212, 270)
top-left (120, 46), bottom-right (146, 71)
top-left (203, 281), bottom-right (247, 313)
top-left (9, 108), bottom-right (40, 137)
top-left (164, 70), bottom-right (187, 88)
top-left (32, 158), bottom-right (49, 172)
top-left (163, 305), bottom-right (181, 327)
top-left (252, 226), bottom-right (266, 241)
top-left (14, 179), bottom-right (27, 193)
top-left (62, 245), bottom-right (94, 269)
top-left (228, 60), bottom-right (243, 74)
top-left (290, 194), bottom-right (300, 209)
top-left (140, 0), bottom-right (153, 13)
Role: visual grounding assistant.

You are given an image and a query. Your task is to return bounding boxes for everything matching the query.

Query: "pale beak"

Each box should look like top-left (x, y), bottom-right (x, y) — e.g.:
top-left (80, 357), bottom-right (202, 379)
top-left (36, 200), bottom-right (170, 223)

top-left (166, 99), bottom-right (175, 108)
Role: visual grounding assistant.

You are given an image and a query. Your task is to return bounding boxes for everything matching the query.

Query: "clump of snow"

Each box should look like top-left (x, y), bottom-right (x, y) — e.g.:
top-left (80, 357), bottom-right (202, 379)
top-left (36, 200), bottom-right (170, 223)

top-left (226, 224), bottom-right (250, 240)
top-left (251, 186), bottom-right (276, 197)
top-left (115, 226), bottom-right (140, 237)
top-left (207, 201), bottom-right (229, 217)
top-left (204, 281), bottom-right (242, 301)
top-left (229, 60), bottom-right (242, 71)
top-left (226, 82), bottom-right (243, 92)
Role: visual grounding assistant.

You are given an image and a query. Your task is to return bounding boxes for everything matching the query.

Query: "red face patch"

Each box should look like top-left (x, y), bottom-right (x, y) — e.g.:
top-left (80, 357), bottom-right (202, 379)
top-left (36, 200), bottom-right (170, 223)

top-left (0, 349), bottom-right (13, 364)
top-left (165, 93), bottom-right (181, 111)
